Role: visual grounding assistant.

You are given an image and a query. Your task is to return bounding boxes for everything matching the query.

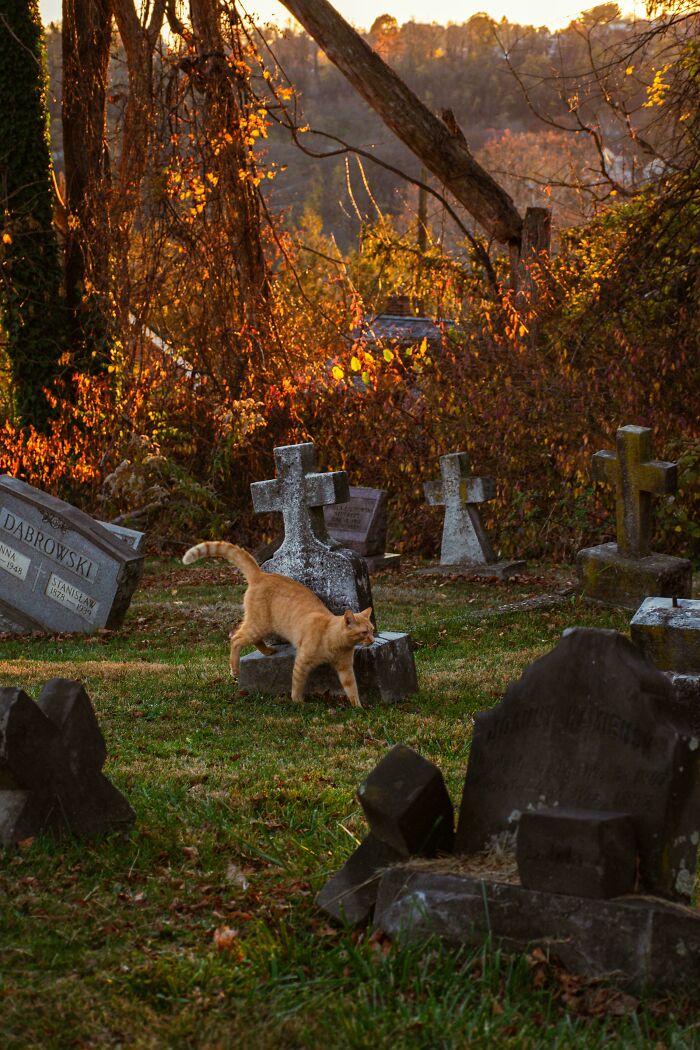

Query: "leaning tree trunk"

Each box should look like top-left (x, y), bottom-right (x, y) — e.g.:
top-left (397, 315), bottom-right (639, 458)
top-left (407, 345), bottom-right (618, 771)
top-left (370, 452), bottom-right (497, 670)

top-left (0, 0), bottom-right (68, 431)
top-left (62, 0), bottom-right (113, 369)
top-left (276, 0), bottom-right (523, 248)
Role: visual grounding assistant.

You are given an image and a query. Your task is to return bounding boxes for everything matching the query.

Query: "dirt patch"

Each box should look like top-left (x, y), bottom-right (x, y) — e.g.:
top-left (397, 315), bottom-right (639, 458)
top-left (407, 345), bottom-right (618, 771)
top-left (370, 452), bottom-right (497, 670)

top-left (0, 659), bottom-right (177, 679)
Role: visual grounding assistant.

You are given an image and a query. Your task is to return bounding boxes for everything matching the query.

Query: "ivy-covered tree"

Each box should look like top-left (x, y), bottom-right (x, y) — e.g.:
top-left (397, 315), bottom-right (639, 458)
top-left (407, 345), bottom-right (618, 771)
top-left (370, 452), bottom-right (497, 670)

top-left (0, 0), bottom-right (67, 431)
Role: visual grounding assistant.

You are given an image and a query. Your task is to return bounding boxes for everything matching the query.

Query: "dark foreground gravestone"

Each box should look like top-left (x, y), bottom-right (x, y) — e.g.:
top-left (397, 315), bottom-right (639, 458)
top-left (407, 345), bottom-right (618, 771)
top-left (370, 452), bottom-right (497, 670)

top-left (577, 426), bottom-right (692, 609)
top-left (239, 444), bottom-right (417, 705)
top-left (374, 868), bottom-right (700, 994)
top-left (320, 629), bottom-right (700, 990)
top-left (456, 627), bottom-right (700, 902)
top-left (0, 678), bottom-right (134, 843)
top-left (419, 452), bottom-right (525, 579)
top-left (324, 487), bottom-right (400, 572)
top-left (317, 746), bottom-right (453, 924)
top-left (0, 476), bottom-right (144, 634)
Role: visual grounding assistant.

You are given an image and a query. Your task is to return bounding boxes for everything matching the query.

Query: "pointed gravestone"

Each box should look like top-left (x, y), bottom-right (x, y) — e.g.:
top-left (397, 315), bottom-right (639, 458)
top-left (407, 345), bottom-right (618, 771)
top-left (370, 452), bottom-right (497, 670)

top-left (419, 452), bottom-right (525, 579)
top-left (238, 443), bottom-right (417, 704)
top-left (0, 678), bottom-right (134, 844)
top-left (0, 476), bottom-right (144, 633)
top-left (455, 627), bottom-right (700, 902)
top-left (578, 426), bottom-right (691, 609)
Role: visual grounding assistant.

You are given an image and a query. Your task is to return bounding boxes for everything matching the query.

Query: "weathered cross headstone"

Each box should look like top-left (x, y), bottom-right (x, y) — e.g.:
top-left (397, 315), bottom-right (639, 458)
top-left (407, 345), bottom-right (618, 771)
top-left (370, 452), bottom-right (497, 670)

top-left (631, 597), bottom-right (700, 734)
top-left (578, 426), bottom-right (691, 608)
top-left (419, 452), bottom-right (525, 579)
top-left (249, 443), bottom-right (372, 616)
top-left (455, 628), bottom-right (700, 902)
top-left (0, 476), bottom-right (144, 634)
top-left (238, 443), bottom-right (417, 704)
top-left (0, 678), bottom-right (135, 844)
top-left (324, 486), bottom-right (400, 572)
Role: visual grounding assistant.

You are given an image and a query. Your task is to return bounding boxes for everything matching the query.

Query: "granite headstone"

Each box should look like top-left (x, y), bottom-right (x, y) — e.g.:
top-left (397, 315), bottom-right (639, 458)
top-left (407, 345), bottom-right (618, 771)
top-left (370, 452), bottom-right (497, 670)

top-left (631, 597), bottom-right (700, 735)
top-left (420, 452), bottom-right (525, 579)
top-left (324, 486), bottom-right (400, 572)
top-left (0, 476), bottom-right (144, 633)
top-left (578, 426), bottom-right (692, 608)
top-left (455, 627), bottom-right (700, 902)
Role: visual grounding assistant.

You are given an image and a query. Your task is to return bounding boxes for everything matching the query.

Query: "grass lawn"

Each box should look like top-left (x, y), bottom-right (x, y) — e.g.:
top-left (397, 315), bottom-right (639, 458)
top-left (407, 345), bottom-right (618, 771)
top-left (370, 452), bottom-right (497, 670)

top-left (1, 559), bottom-right (698, 1049)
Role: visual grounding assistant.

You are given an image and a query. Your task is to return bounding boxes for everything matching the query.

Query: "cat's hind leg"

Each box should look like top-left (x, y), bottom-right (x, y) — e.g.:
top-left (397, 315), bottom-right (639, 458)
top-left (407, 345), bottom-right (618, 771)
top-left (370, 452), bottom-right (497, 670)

top-left (229, 622), bottom-right (260, 677)
top-left (335, 654), bottom-right (362, 709)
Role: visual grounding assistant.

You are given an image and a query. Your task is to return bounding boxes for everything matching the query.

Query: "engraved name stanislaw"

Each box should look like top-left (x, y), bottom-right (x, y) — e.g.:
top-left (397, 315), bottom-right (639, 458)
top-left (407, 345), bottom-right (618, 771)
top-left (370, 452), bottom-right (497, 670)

top-left (0, 509), bottom-right (98, 583)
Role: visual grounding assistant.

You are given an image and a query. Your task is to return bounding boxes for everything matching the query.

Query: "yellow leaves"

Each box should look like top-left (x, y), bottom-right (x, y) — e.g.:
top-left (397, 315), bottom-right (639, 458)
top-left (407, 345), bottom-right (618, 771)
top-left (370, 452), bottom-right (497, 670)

top-left (350, 356), bottom-right (361, 372)
top-left (382, 348), bottom-right (394, 363)
top-left (625, 66), bottom-right (635, 76)
top-left (644, 64), bottom-right (672, 108)
top-left (2, 232), bottom-right (11, 245)
top-left (331, 365), bottom-right (344, 380)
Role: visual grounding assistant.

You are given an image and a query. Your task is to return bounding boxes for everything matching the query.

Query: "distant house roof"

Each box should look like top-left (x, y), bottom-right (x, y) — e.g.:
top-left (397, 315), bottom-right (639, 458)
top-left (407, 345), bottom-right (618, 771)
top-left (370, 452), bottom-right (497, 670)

top-left (352, 295), bottom-right (455, 351)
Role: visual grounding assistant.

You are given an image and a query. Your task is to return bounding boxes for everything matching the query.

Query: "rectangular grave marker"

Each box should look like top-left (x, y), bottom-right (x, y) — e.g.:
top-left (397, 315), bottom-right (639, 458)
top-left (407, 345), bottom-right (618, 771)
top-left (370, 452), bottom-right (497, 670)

top-left (0, 476), bottom-right (144, 634)
top-left (324, 486), bottom-right (400, 572)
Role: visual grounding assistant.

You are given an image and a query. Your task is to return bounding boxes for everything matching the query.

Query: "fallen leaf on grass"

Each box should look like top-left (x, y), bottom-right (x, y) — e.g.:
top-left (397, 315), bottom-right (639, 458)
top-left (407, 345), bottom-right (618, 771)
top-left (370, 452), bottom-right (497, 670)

top-left (213, 925), bottom-right (243, 955)
top-left (226, 862), bottom-right (250, 890)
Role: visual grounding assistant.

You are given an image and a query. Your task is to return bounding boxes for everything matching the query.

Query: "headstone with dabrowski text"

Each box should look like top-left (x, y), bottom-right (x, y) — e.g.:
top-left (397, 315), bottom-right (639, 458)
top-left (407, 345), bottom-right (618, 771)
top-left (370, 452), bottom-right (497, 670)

top-left (577, 425), bottom-right (691, 609)
top-left (0, 476), bottom-right (144, 634)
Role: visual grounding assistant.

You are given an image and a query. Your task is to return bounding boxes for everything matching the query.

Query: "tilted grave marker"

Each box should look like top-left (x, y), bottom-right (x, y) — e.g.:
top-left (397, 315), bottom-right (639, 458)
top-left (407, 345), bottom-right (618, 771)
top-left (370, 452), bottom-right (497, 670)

top-left (578, 425), bottom-right (691, 608)
top-left (0, 678), bottom-right (135, 844)
top-left (238, 443), bottom-right (417, 704)
top-left (324, 486), bottom-right (400, 572)
top-left (455, 628), bottom-right (700, 902)
top-left (0, 476), bottom-right (144, 633)
top-left (419, 452), bottom-right (525, 579)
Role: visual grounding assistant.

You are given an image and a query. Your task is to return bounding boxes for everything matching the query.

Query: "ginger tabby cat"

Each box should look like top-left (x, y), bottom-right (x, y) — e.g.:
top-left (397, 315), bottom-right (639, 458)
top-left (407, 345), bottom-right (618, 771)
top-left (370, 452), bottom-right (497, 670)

top-left (182, 542), bottom-right (374, 707)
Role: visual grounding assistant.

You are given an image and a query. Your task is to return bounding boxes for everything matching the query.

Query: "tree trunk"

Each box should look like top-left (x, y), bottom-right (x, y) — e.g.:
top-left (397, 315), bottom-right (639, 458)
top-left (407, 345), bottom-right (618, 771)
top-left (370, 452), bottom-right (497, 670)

top-left (0, 0), bottom-right (67, 431)
top-left (188, 0), bottom-right (270, 334)
top-left (276, 0), bottom-right (523, 247)
top-left (62, 0), bottom-right (112, 369)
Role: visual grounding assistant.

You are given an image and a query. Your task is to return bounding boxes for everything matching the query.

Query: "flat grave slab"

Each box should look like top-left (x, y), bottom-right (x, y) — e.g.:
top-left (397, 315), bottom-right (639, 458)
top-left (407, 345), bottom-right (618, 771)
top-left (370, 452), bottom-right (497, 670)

top-left (0, 476), bottom-right (144, 634)
top-left (374, 864), bottom-right (700, 995)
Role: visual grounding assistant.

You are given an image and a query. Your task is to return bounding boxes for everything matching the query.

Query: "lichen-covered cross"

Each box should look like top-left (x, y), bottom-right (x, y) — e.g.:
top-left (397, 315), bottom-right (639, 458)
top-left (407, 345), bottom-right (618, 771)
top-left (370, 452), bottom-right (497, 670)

top-left (593, 425), bottom-right (677, 558)
top-left (250, 443), bottom-right (349, 549)
top-left (424, 452), bottom-right (497, 565)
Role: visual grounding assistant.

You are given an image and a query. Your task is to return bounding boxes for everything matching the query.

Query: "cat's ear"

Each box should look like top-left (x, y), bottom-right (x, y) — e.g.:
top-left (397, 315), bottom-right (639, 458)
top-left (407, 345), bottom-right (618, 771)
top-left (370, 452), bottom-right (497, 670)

top-left (343, 609), bottom-right (356, 626)
top-left (360, 607), bottom-right (373, 619)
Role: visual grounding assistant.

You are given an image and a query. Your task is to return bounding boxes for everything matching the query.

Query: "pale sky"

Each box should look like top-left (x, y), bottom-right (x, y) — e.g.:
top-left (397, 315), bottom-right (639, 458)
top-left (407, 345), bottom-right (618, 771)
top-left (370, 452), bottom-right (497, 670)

top-left (40, 0), bottom-right (648, 33)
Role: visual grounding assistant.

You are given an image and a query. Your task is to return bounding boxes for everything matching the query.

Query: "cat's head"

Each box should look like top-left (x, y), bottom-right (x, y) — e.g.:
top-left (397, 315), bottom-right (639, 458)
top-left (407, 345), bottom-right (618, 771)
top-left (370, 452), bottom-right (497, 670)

top-left (342, 607), bottom-right (375, 647)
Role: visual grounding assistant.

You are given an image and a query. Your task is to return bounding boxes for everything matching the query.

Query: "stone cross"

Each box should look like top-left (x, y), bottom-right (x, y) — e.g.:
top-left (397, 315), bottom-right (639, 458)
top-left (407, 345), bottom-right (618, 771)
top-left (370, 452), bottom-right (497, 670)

top-left (424, 452), bottom-right (497, 565)
top-left (250, 442), bottom-right (373, 617)
top-left (593, 426), bottom-right (677, 558)
top-left (250, 443), bottom-right (348, 549)
top-left (0, 678), bottom-right (135, 844)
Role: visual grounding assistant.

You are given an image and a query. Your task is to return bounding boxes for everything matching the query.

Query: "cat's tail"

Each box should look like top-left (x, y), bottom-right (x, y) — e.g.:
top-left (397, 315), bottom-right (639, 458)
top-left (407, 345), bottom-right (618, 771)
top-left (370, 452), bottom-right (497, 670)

top-left (182, 542), bottom-right (261, 581)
